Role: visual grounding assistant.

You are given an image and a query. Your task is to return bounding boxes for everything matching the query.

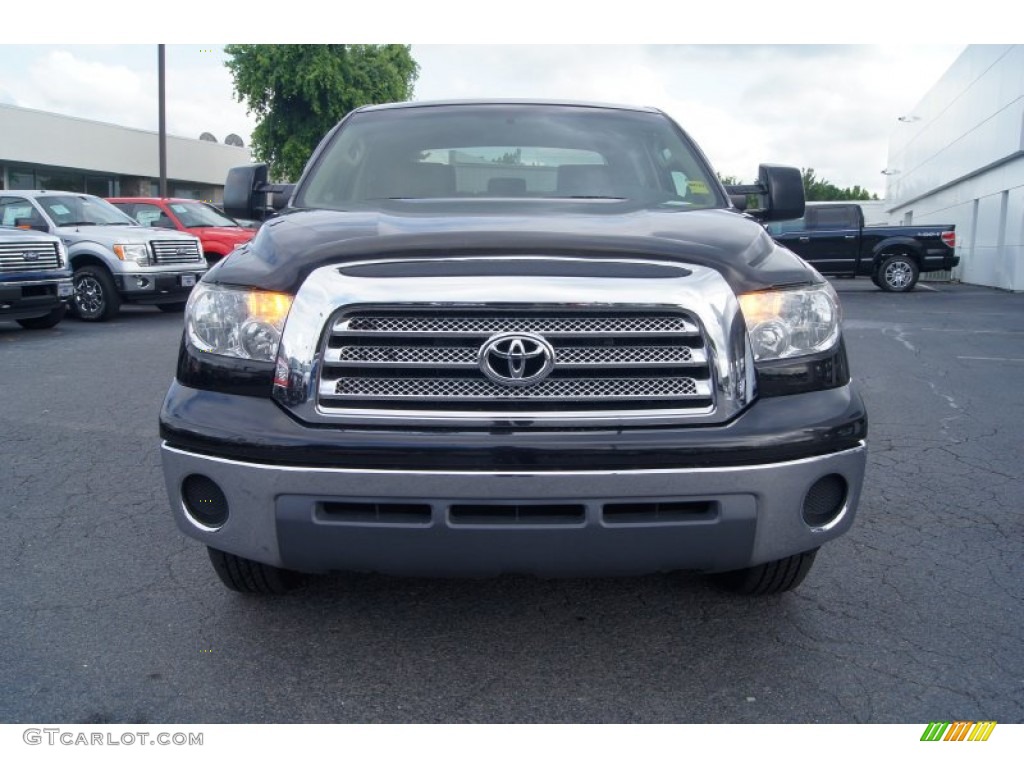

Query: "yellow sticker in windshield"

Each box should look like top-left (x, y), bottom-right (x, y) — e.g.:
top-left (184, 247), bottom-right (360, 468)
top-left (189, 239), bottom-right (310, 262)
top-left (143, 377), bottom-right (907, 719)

top-left (688, 181), bottom-right (710, 195)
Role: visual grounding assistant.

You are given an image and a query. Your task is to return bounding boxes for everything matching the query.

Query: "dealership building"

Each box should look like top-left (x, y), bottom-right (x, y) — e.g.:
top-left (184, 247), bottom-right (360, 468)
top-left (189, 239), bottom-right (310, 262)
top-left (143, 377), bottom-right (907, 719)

top-left (0, 103), bottom-right (250, 204)
top-left (885, 45), bottom-right (1024, 291)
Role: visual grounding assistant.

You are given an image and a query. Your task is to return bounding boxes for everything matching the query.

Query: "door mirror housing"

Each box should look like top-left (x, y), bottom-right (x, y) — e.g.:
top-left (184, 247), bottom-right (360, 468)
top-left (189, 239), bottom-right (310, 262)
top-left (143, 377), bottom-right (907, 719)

top-left (724, 164), bottom-right (805, 223)
top-left (223, 163), bottom-right (295, 221)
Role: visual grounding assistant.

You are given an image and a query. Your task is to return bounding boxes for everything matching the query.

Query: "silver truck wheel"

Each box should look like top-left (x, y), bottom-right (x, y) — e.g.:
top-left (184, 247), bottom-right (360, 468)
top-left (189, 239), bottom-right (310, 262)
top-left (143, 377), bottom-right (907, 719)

top-left (207, 547), bottom-right (304, 594)
top-left (73, 266), bottom-right (121, 321)
top-left (714, 549), bottom-right (818, 596)
top-left (878, 254), bottom-right (919, 292)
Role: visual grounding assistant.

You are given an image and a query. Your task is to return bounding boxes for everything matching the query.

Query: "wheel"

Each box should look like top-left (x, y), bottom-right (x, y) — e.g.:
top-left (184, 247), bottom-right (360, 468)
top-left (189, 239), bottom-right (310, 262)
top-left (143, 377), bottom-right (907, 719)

top-left (714, 549), bottom-right (818, 596)
top-left (207, 547), bottom-right (304, 594)
top-left (157, 301), bottom-right (188, 313)
top-left (16, 304), bottom-right (67, 329)
top-left (877, 253), bottom-right (919, 292)
top-left (73, 266), bottom-right (121, 321)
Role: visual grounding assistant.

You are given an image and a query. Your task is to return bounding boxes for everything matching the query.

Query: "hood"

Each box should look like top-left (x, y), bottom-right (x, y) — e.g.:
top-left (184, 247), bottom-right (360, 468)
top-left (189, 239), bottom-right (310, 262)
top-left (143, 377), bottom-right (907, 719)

top-left (0, 227), bottom-right (62, 244)
top-left (55, 224), bottom-right (198, 244)
top-left (211, 200), bottom-right (818, 294)
top-left (190, 227), bottom-right (255, 244)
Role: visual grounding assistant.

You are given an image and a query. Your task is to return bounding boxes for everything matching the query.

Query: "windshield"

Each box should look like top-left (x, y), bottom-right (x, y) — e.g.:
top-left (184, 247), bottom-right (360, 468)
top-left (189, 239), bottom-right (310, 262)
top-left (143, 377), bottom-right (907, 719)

top-left (38, 195), bottom-right (137, 227)
top-left (296, 104), bottom-right (725, 210)
top-left (168, 202), bottom-right (239, 228)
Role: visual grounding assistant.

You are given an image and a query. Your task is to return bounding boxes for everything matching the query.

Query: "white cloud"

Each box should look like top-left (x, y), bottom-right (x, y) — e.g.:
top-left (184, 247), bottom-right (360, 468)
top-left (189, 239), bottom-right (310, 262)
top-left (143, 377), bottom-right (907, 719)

top-left (164, 61), bottom-right (254, 144)
top-left (2, 47), bottom-right (255, 146)
top-left (15, 51), bottom-right (154, 129)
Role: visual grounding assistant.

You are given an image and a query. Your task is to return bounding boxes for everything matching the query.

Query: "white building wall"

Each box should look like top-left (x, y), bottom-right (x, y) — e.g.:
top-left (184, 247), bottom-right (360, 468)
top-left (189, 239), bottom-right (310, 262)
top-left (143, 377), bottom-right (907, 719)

top-left (0, 104), bottom-right (250, 186)
top-left (885, 45), bottom-right (1024, 290)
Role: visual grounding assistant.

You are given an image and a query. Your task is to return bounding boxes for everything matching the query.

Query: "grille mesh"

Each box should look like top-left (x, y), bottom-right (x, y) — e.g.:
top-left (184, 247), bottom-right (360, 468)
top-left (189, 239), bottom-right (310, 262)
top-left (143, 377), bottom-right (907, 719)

top-left (318, 308), bottom-right (714, 417)
top-left (325, 376), bottom-right (703, 400)
top-left (328, 345), bottom-right (698, 366)
top-left (340, 315), bottom-right (697, 335)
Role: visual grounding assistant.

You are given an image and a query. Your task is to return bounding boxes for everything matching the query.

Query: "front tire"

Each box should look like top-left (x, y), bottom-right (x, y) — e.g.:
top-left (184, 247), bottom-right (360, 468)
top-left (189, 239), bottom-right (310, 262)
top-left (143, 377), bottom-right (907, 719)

top-left (207, 547), bottom-right (304, 594)
top-left (16, 304), bottom-right (67, 329)
top-left (73, 266), bottom-right (121, 321)
top-left (877, 253), bottom-right (919, 292)
top-left (714, 549), bottom-right (818, 596)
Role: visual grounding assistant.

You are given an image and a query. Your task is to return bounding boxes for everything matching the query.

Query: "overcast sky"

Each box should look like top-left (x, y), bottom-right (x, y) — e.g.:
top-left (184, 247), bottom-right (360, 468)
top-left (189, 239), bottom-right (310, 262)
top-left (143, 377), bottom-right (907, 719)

top-left (0, 41), bottom-right (968, 197)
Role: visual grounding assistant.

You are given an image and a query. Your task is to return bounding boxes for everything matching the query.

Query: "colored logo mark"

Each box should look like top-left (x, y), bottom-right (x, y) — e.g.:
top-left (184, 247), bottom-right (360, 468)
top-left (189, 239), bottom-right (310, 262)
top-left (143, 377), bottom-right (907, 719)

top-left (920, 721), bottom-right (997, 742)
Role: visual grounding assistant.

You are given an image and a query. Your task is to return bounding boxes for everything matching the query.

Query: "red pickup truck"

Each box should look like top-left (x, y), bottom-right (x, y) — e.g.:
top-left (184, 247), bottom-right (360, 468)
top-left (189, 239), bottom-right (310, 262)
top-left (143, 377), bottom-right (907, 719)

top-left (107, 197), bottom-right (255, 265)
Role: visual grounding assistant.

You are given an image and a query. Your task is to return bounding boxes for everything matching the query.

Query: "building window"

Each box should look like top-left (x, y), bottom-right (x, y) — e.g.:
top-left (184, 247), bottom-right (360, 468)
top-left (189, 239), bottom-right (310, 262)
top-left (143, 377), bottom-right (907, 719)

top-left (8, 166), bottom-right (36, 189)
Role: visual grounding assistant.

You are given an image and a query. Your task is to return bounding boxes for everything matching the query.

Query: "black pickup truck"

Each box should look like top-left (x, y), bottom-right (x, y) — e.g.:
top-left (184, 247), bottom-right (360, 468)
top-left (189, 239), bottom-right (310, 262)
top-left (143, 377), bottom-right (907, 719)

top-left (159, 100), bottom-right (867, 597)
top-left (765, 202), bottom-right (958, 292)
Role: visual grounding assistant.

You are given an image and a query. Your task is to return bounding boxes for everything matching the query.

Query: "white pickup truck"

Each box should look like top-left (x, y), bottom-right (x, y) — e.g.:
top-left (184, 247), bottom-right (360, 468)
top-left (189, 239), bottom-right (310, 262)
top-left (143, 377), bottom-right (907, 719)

top-left (0, 191), bottom-right (206, 320)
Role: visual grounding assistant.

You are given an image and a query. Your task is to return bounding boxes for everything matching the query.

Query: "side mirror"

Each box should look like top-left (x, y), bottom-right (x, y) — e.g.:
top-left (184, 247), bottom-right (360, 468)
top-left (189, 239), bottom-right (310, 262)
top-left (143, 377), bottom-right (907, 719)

top-left (758, 164), bottom-right (804, 222)
top-left (223, 163), bottom-right (296, 222)
top-left (724, 164), bottom-right (805, 222)
top-left (223, 164), bottom-right (268, 221)
top-left (15, 218), bottom-right (49, 233)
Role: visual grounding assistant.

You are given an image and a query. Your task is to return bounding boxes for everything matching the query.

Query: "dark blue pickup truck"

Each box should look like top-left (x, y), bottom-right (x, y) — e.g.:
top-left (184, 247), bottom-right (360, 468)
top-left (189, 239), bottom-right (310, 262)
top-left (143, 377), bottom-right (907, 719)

top-left (0, 226), bottom-right (73, 329)
top-left (765, 202), bottom-right (958, 292)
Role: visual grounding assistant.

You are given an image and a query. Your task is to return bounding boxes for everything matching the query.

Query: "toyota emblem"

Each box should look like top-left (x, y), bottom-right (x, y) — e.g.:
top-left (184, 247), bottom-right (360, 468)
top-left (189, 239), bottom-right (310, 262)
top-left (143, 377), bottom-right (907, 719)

top-left (478, 332), bottom-right (555, 386)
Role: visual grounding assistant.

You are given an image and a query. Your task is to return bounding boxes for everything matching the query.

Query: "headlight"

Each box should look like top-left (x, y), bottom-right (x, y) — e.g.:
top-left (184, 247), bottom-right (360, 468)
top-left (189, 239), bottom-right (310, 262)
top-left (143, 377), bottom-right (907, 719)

top-left (186, 283), bottom-right (293, 362)
top-left (739, 283), bottom-right (841, 361)
top-left (113, 242), bottom-right (150, 265)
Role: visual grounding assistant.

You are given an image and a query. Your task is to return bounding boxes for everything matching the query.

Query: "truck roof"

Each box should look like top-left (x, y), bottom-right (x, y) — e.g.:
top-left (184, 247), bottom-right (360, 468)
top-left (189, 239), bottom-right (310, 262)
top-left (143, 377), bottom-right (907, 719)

top-left (355, 99), bottom-right (663, 115)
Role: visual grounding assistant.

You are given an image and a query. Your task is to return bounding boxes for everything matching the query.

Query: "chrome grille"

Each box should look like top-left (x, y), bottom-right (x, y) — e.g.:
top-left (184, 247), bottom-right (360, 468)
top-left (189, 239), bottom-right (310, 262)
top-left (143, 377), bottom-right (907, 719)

top-left (318, 308), bottom-right (714, 416)
top-left (0, 241), bottom-right (61, 273)
top-left (151, 239), bottom-right (202, 264)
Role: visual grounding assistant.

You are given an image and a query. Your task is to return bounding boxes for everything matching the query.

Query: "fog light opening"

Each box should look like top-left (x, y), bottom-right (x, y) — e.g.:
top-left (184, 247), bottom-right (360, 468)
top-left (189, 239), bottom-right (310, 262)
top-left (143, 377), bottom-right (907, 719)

top-left (181, 474), bottom-right (229, 530)
top-left (802, 474), bottom-right (848, 529)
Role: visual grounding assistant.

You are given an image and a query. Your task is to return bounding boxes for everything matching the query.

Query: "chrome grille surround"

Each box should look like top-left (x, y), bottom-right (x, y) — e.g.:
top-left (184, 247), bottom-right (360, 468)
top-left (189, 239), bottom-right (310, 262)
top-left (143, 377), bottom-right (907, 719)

top-left (151, 239), bottom-right (203, 264)
top-left (0, 241), bottom-right (61, 273)
top-left (274, 256), bottom-right (756, 428)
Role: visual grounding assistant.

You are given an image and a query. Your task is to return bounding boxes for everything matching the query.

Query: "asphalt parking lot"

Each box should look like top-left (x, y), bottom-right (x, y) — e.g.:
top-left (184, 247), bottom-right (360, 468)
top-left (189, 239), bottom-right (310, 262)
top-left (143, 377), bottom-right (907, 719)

top-left (1, 279), bottom-right (1022, 724)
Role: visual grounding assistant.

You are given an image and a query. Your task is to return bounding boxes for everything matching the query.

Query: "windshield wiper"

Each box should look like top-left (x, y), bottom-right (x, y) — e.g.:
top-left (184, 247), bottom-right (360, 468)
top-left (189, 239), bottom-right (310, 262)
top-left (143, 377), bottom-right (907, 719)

top-left (60, 221), bottom-right (98, 226)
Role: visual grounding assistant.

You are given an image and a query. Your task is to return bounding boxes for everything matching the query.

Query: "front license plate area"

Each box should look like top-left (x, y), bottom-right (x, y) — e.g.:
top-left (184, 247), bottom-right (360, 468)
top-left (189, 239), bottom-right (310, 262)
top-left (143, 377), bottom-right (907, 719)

top-left (180, 274), bottom-right (196, 287)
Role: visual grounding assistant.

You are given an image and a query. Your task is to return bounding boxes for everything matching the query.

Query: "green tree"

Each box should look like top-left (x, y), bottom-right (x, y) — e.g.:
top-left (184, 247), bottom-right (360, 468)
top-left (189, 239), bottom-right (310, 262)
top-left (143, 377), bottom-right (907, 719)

top-left (800, 168), bottom-right (878, 201)
top-left (225, 44), bottom-right (419, 182)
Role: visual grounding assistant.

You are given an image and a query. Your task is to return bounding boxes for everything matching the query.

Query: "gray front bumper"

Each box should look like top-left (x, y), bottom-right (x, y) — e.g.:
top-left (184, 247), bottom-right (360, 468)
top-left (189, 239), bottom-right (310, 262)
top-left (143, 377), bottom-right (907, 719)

top-left (161, 442), bottom-right (866, 577)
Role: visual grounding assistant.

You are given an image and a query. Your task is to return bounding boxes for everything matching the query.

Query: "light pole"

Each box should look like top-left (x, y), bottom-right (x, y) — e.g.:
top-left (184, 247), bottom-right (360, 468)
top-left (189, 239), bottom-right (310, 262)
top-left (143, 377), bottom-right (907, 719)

top-left (158, 44), bottom-right (167, 197)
